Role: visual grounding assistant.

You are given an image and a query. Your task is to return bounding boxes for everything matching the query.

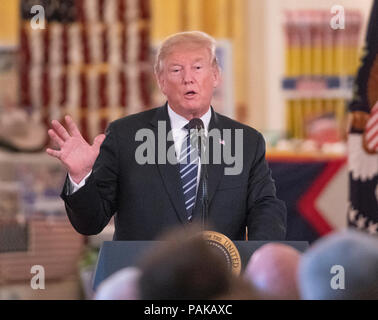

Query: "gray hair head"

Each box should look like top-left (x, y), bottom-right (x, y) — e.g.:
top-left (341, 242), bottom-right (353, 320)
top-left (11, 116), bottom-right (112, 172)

top-left (154, 31), bottom-right (219, 75)
top-left (298, 229), bottom-right (378, 300)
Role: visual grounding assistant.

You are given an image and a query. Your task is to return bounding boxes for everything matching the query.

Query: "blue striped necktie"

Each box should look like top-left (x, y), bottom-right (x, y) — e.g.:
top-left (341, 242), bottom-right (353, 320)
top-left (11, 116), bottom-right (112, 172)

top-left (179, 125), bottom-right (199, 221)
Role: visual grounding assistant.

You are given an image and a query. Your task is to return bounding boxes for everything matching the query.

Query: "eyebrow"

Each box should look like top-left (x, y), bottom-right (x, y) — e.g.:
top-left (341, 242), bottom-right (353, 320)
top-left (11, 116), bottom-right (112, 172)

top-left (168, 63), bottom-right (183, 68)
top-left (167, 58), bottom-right (206, 68)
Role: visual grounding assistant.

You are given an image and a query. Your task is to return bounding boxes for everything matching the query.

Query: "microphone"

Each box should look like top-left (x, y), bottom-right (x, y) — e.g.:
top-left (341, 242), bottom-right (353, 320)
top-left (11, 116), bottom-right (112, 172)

top-left (187, 118), bottom-right (208, 230)
top-left (187, 118), bottom-right (204, 130)
top-left (187, 118), bottom-right (205, 157)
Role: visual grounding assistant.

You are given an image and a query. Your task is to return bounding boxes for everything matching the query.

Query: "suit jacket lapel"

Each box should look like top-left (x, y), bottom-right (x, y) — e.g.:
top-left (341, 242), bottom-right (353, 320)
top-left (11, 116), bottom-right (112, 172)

top-left (150, 104), bottom-right (189, 224)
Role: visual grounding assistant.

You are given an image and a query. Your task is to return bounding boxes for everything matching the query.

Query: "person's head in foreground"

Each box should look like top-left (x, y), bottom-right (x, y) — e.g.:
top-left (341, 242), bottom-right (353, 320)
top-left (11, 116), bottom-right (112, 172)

top-left (137, 226), bottom-right (255, 300)
top-left (155, 31), bottom-right (221, 119)
top-left (94, 267), bottom-right (141, 300)
top-left (298, 229), bottom-right (378, 300)
top-left (243, 243), bottom-right (301, 299)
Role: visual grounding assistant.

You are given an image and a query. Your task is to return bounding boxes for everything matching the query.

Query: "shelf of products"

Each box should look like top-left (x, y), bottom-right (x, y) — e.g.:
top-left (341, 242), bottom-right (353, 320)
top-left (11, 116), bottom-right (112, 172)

top-left (282, 9), bottom-right (363, 140)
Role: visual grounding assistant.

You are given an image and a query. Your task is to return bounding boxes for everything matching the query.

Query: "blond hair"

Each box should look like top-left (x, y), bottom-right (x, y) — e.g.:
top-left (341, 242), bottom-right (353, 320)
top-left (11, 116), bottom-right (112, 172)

top-left (154, 31), bottom-right (219, 75)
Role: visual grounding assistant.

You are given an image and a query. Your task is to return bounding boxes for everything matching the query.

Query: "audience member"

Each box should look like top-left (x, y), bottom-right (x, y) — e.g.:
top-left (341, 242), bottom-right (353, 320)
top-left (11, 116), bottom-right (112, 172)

top-left (214, 276), bottom-right (258, 300)
top-left (137, 226), bottom-right (236, 300)
top-left (298, 230), bottom-right (378, 299)
top-left (244, 243), bottom-right (301, 299)
top-left (94, 267), bottom-right (141, 300)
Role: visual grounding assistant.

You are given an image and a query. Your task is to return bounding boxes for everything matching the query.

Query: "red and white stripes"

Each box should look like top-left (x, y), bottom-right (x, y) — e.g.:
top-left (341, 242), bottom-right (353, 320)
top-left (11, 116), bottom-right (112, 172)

top-left (364, 103), bottom-right (378, 152)
top-left (19, 0), bottom-right (151, 143)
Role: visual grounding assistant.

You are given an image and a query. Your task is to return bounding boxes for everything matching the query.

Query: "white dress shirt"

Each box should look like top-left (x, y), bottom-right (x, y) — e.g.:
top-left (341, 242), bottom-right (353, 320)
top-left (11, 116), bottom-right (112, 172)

top-left (168, 104), bottom-right (211, 190)
top-left (69, 105), bottom-right (212, 193)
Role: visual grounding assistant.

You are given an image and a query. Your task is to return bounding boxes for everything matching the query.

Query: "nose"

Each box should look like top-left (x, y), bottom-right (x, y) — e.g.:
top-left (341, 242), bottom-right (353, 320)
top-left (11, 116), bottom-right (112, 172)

top-left (182, 68), bottom-right (194, 84)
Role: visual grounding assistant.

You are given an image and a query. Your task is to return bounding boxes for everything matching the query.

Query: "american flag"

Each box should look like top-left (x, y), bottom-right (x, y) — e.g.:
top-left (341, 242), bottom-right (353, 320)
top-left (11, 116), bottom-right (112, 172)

top-left (364, 102), bottom-right (378, 153)
top-left (347, 0), bottom-right (378, 235)
top-left (19, 0), bottom-right (152, 143)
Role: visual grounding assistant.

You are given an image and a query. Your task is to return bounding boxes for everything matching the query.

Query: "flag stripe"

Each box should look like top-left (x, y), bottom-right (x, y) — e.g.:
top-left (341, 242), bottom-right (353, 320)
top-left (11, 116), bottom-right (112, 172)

top-left (19, 0), bottom-right (151, 144)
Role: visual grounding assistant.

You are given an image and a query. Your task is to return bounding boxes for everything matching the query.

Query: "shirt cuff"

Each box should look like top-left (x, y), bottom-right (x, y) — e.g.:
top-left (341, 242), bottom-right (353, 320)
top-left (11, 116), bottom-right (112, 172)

top-left (68, 170), bottom-right (92, 194)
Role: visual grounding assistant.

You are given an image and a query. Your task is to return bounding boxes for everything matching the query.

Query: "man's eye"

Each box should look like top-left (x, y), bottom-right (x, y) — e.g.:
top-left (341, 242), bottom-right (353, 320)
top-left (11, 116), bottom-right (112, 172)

top-left (195, 66), bottom-right (202, 70)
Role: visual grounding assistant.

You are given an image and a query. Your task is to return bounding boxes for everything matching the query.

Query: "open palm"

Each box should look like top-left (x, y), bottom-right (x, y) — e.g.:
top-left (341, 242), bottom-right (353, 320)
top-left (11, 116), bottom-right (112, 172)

top-left (46, 115), bottom-right (106, 183)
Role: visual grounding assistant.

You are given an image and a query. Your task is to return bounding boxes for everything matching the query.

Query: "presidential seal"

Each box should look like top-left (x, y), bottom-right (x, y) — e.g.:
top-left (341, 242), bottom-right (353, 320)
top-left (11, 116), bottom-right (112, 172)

top-left (201, 231), bottom-right (241, 276)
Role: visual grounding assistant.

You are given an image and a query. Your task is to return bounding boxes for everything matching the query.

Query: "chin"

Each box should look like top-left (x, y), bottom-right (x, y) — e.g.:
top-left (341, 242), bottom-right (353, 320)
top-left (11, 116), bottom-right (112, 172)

top-left (183, 100), bottom-right (205, 110)
top-left (171, 100), bottom-right (208, 117)
top-left (182, 105), bottom-right (206, 116)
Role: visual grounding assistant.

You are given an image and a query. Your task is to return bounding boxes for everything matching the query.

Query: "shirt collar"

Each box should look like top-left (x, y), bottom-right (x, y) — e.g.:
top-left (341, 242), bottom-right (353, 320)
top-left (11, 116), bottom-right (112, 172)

top-left (167, 104), bottom-right (212, 132)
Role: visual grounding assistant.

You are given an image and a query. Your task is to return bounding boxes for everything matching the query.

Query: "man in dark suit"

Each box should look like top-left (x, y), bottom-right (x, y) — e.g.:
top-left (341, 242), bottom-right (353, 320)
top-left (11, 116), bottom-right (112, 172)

top-left (46, 31), bottom-right (286, 241)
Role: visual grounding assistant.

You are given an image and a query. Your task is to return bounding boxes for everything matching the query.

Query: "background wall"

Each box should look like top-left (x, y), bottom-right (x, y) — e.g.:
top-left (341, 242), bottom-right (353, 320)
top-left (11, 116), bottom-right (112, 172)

top-left (0, 0), bottom-right (19, 47)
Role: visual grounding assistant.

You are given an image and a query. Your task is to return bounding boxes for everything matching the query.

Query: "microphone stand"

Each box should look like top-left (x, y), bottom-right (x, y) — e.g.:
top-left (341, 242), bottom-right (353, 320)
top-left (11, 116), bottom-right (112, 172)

top-left (198, 132), bottom-right (209, 231)
top-left (189, 119), bottom-right (208, 230)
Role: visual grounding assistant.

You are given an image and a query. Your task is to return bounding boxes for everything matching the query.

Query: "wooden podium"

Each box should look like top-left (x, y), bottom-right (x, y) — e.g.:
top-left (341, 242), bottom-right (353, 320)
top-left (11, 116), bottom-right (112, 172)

top-left (93, 240), bottom-right (309, 290)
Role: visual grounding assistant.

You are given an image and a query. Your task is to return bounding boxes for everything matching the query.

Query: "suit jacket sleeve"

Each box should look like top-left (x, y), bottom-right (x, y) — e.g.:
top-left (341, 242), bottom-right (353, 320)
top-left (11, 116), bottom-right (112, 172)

top-left (60, 123), bottom-right (119, 235)
top-left (246, 132), bottom-right (287, 240)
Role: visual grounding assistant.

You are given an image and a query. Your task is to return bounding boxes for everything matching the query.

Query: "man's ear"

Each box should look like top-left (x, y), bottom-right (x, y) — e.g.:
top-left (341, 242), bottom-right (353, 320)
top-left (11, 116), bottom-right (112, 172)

top-left (212, 67), bottom-right (221, 88)
top-left (156, 72), bottom-right (166, 95)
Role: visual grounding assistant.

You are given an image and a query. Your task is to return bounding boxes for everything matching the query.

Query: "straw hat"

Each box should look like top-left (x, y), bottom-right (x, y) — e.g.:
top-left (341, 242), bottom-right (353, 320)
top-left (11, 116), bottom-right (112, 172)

top-left (0, 109), bottom-right (47, 152)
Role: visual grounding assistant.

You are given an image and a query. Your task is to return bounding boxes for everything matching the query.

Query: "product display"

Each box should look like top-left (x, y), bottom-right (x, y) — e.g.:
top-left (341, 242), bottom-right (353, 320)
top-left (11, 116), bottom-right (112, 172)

top-left (282, 9), bottom-right (363, 140)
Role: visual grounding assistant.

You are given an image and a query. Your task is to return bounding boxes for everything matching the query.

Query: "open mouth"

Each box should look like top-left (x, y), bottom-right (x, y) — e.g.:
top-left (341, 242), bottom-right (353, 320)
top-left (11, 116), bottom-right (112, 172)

top-left (184, 90), bottom-right (197, 97)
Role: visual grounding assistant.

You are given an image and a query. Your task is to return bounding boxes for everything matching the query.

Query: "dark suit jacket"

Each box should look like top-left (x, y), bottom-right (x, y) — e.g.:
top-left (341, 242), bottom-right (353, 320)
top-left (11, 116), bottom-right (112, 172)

top-left (61, 104), bottom-right (286, 240)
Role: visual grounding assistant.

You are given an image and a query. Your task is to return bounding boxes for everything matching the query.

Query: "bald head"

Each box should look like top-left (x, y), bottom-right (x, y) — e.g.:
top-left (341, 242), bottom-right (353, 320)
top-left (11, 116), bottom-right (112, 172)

top-left (244, 243), bottom-right (301, 299)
